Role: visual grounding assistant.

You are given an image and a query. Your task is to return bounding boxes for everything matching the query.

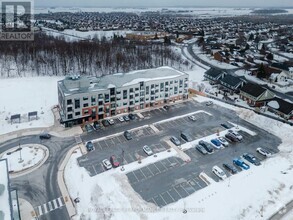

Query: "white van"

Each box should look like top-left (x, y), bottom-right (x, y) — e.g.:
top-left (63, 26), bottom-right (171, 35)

top-left (212, 166), bottom-right (227, 180)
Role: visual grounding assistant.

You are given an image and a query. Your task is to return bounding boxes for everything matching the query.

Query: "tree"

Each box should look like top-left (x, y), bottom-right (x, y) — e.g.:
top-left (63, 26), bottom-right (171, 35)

top-left (256, 63), bottom-right (266, 79)
top-left (248, 33), bottom-right (254, 41)
top-left (266, 53), bottom-right (274, 60)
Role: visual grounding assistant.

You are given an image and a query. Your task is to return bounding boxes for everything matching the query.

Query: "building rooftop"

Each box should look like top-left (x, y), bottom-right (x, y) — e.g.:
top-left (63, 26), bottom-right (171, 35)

top-left (0, 159), bottom-right (12, 220)
top-left (220, 74), bottom-right (245, 87)
top-left (59, 66), bottom-right (188, 96)
top-left (240, 82), bottom-right (267, 98)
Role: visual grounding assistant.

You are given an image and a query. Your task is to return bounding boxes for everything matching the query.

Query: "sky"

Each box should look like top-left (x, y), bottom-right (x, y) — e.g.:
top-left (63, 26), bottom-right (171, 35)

top-left (36, 0), bottom-right (293, 8)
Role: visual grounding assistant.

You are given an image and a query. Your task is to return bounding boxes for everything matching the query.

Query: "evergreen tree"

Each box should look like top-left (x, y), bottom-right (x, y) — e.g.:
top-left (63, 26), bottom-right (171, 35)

top-left (257, 63), bottom-right (266, 79)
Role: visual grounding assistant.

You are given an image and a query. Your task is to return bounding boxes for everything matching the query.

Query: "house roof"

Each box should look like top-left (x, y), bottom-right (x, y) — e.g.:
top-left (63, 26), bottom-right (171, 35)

top-left (204, 68), bottom-right (225, 78)
top-left (240, 82), bottom-right (267, 98)
top-left (220, 74), bottom-right (245, 88)
top-left (271, 63), bottom-right (290, 71)
top-left (268, 97), bottom-right (293, 115)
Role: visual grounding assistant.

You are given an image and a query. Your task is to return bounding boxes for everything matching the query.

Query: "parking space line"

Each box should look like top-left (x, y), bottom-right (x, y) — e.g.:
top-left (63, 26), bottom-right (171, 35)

top-left (180, 184), bottom-right (190, 195)
top-left (193, 178), bottom-right (203, 188)
top-left (153, 163), bottom-right (161, 174)
top-left (92, 164), bottom-right (98, 175)
top-left (172, 187), bottom-right (182, 199)
top-left (96, 142), bottom-right (103, 150)
top-left (132, 171), bottom-right (140, 182)
top-left (159, 161), bottom-right (168, 170)
top-left (128, 153), bottom-right (136, 162)
top-left (149, 198), bottom-right (158, 206)
top-left (159, 194), bottom-right (167, 206)
top-left (139, 169), bottom-right (147, 179)
top-left (166, 191), bottom-right (175, 202)
top-left (146, 166), bottom-right (154, 176)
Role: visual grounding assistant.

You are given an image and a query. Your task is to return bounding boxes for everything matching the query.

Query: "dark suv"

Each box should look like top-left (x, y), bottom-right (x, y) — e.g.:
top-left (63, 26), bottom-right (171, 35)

top-left (39, 133), bottom-right (51, 140)
top-left (124, 130), bottom-right (132, 140)
top-left (243, 153), bottom-right (261, 166)
top-left (198, 140), bottom-right (214, 154)
top-left (181, 132), bottom-right (192, 142)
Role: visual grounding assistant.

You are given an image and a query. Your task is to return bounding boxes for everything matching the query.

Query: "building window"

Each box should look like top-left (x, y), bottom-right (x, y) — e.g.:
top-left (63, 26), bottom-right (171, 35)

top-left (67, 107), bottom-right (72, 112)
top-left (99, 107), bottom-right (103, 112)
top-left (105, 94), bottom-right (110, 103)
top-left (146, 86), bottom-right (149, 95)
top-left (75, 112), bottom-right (80, 116)
top-left (91, 96), bottom-right (96, 103)
top-left (83, 97), bottom-right (88, 101)
top-left (170, 81), bottom-right (173, 85)
top-left (67, 99), bottom-right (72, 105)
top-left (68, 114), bottom-right (73, 119)
top-left (84, 110), bottom-right (89, 114)
top-left (110, 88), bottom-right (115, 96)
top-left (110, 97), bottom-right (115, 102)
top-left (129, 88), bottom-right (134, 93)
top-left (135, 87), bottom-right (139, 91)
top-left (151, 84), bottom-right (154, 89)
top-left (123, 90), bottom-right (127, 99)
top-left (116, 90), bottom-right (121, 95)
top-left (83, 103), bottom-right (89, 107)
top-left (98, 94), bottom-right (103, 99)
top-left (74, 99), bottom-right (80, 109)
top-left (123, 102), bottom-right (127, 106)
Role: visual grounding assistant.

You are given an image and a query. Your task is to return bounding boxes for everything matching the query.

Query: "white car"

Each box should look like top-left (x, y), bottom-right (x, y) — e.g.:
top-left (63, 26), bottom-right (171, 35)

top-left (118, 116), bottom-right (124, 122)
top-left (218, 137), bottom-right (229, 147)
top-left (108, 119), bottom-right (115, 125)
top-left (228, 130), bottom-right (243, 141)
top-left (206, 101), bottom-right (213, 106)
top-left (188, 115), bottom-right (197, 121)
top-left (143, 145), bottom-right (153, 156)
top-left (212, 166), bottom-right (227, 180)
top-left (256, 147), bottom-right (272, 157)
top-left (102, 159), bottom-right (112, 170)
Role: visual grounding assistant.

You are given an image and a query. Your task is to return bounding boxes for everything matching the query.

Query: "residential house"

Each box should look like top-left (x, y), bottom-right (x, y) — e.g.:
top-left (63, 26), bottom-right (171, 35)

top-left (204, 68), bottom-right (226, 84)
top-left (219, 74), bottom-right (246, 94)
top-left (239, 83), bottom-right (275, 107)
top-left (267, 97), bottom-right (293, 120)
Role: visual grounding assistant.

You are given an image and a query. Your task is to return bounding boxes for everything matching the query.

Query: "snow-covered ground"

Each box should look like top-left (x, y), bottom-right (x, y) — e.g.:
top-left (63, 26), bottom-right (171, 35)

top-left (0, 144), bottom-right (46, 172)
top-left (0, 159), bottom-right (11, 220)
top-left (192, 45), bottom-right (238, 70)
top-left (64, 95), bottom-right (293, 220)
top-left (0, 77), bottom-right (62, 135)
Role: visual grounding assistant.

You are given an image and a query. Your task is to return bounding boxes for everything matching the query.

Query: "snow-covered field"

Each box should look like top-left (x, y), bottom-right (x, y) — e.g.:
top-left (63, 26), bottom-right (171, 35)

top-left (0, 77), bottom-right (62, 135)
top-left (64, 96), bottom-right (293, 220)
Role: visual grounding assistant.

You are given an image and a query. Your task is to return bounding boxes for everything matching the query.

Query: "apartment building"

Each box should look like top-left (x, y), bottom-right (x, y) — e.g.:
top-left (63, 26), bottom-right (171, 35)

top-left (58, 66), bottom-right (189, 127)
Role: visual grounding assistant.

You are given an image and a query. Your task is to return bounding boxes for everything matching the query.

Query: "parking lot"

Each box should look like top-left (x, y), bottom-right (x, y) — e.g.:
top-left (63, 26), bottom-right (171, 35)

top-left (127, 156), bottom-right (207, 207)
top-left (77, 100), bottom-right (282, 208)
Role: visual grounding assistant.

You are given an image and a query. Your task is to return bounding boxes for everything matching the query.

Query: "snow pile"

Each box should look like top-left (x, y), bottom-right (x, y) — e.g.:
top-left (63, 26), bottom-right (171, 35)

top-left (1, 144), bottom-right (46, 172)
top-left (0, 77), bottom-right (62, 135)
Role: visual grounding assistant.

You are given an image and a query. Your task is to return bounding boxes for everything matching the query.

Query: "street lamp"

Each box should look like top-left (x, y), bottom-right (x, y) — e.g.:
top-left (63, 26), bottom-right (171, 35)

top-left (120, 149), bottom-right (125, 171)
top-left (17, 143), bottom-right (23, 163)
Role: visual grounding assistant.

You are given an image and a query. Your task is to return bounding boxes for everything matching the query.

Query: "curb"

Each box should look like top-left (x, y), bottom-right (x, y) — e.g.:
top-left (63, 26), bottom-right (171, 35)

top-left (57, 146), bottom-right (79, 219)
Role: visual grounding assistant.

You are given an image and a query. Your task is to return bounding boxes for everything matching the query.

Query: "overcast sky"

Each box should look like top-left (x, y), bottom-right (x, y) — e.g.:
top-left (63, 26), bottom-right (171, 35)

top-left (36, 0), bottom-right (293, 8)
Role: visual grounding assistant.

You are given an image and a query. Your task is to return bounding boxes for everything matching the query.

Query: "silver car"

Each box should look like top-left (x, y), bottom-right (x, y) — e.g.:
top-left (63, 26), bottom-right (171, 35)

top-left (102, 159), bottom-right (112, 170)
top-left (143, 145), bottom-right (153, 156)
top-left (170, 136), bottom-right (181, 146)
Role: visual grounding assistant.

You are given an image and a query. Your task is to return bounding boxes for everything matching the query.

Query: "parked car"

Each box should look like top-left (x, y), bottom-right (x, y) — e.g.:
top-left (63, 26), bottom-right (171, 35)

top-left (85, 141), bottom-right (94, 152)
top-left (124, 130), bottom-right (132, 140)
top-left (128, 113), bottom-right (136, 120)
top-left (220, 123), bottom-right (230, 129)
top-left (206, 101), bottom-right (213, 106)
top-left (196, 145), bottom-right (208, 155)
top-left (118, 116), bottom-right (125, 122)
top-left (107, 119), bottom-right (115, 125)
top-left (93, 121), bottom-right (101, 130)
top-left (256, 147), bottom-right (272, 157)
top-left (243, 153), bottom-right (261, 166)
top-left (102, 119), bottom-right (110, 127)
top-left (181, 132), bottom-right (192, 142)
top-left (170, 136), bottom-right (181, 146)
top-left (198, 140), bottom-right (214, 154)
top-left (123, 115), bottom-right (130, 121)
top-left (39, 133), bottom-right (51, 140)
top-left (228, 130), bottom-right (243, 141)
top-left (222, 163), bottom-right (238, 174)
top-left (163, 105), bottom-right (170, 110)
top-left (233, 158), bottom-right (250, 170)
top-left (225, 133), bottom-right (239, 142)
top-left (188, 115), bottom-right (196, 121)
top-left (85, 124), bottom-right (94, 132)
top-left (212, 166), bottom-right (227, 180)
top-left (110, 155), bottom-right (120, 167)
top-left (210, 138), bottom-right (222, 149)
top-left (143, 145), bottom-right (153, 156)
top-left (218, 137), bottom-right (229, 147)
top-left (102, 159), bottom-right (112, 170)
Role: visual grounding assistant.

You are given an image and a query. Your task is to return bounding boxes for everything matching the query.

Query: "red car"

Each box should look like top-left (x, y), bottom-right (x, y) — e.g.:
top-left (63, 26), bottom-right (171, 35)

top-left (110, 155), bottom-right (120, 167)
